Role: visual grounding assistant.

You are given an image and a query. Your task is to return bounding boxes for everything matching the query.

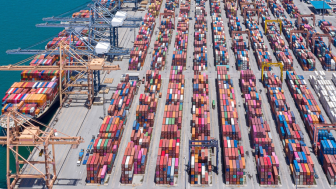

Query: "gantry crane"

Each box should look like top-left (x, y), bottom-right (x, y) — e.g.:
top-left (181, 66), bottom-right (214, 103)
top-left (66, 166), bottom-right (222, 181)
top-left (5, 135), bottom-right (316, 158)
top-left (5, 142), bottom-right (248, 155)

top-left (261, 62), bottom-right (284, 83)
top-left (264, 19), bottom-right (282, 34)
top-left (36, 2), bottom-right (142, 49)
top-left (313, 124), bottom-right (336, 155)
top-left (243, 8), bottom-right (260, 25)
top-left (309, 32), bottom-right (332, 53)
top-left (296, 14), bottom-right (316, 29)
top-left (289, 29), bottom-right (309, 49)
top-left (0, 43), bottom-right (121, 108)
top-left (239, 2), bottom-right (256, 10)
top-left (188, 139), bottom-right (219, 174)
top-left (231, 29), bottom-right (251, 48)
top-left (0, 110), bottom-right (84, 189)
top-left (159, 12), bottom-right (176, 27)
top-left (7, 2), bottom-right (140, 93)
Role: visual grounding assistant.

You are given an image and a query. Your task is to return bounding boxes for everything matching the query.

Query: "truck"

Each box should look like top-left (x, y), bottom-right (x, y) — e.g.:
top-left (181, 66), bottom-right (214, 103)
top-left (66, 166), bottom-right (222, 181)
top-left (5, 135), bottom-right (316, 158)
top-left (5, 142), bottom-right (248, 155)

top-left (77, 149), bottom-right (84, 166)
top-left (212, 100), bottom-right (216, 109)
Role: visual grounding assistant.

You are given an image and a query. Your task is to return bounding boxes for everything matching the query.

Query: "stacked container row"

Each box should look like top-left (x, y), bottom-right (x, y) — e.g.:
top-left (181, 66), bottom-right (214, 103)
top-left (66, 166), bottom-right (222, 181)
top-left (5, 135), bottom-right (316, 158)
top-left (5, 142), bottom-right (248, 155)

top-left (86, 115), bottom-right (126, 183)
top-left (108, 75), bottom-right (137, 118)
top-left (232, 33), bottom-right (250, 70)
top-left (264, 21), bottom-right (294, 70)
top-left (309, 71), bottom-right (336, 123)
top-left (145, 70), bottom-right (162, 94)
top-left (286, 71), bottom-right (336, 185)
top-left (155, 66), bottom-right (185, 185)
top-left (128, 13), bottom-right (156, 70)
top-left (307, 30), bottom-right (336, 71)
top-left (121, 91), bottom-right (158, 183)
top-left (263, 72), bottom-right (316, 185)
top-left (280, 0), bottom-right (300, 18)
top-left (240, 70), bottom-right (279, 185)
top-left (193, 1), bottom-right (208, 71)
top-left (216, 67), bottom-right (246, 185)
top-left (210, 0), bottom-right (229, 68)
top-left (150, 12), bottom-right (174, 70)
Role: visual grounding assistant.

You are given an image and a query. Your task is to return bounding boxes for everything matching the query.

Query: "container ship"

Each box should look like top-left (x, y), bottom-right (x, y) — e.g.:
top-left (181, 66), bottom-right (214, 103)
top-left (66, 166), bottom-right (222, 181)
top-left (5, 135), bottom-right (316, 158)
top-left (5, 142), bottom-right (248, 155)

top-left (0, 12), bottom-right (92, 129)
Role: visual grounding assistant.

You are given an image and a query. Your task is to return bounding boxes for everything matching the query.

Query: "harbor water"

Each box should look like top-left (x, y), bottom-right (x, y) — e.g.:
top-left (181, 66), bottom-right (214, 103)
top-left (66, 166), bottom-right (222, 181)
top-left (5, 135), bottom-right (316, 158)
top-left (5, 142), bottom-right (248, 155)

top-left (0, 0), bottom-right (86, 187)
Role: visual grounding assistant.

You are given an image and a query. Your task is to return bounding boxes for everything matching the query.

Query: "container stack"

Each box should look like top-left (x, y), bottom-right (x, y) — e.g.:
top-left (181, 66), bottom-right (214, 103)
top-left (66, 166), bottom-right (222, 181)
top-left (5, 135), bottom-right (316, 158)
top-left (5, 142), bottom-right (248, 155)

top-left (287, 26), bottom-right (315, 71)
top-left (318, 139), bottom-right (336, 185)
top-left (247, 19), bottom-right (272, 70)
top-left (121, 91), bottom-right (159, 183)
top-left (210, 0), bottom-right (229, 68)
top-left (240, 70), bottom-right (280, 185)
top-left (155, 66), bottom-right (185, 185)
top-left (2, 71), bottom-right (65, 116)
top-left (155, 0), bottom-right (188, 184)
top-left (286, 71), bottom-right (329, 141)
top-left (29, 54), bottom-right (58, 66)
top-left (270, 3), bottom-right (285, 18)
top-left (72, 10), bottom-right (91, 18)
top-left (295, 19), bottom-right (314, 31)
top-left (150, 15), bottom-right (174, 70)
top-left (228, 16), bottom-right (242, 35)
top-left (309, 71), bottom-right (336, 123)
top-left (193, 1), bottom-right (208, 70)
top-left (190, 143), bottom-right (211, 185)
top-left (108, 76), bottom-right (137, 117)
top-left (264, 72), bottom-right (317, 185)
top-left (281, 0), bottom-right (300, 18)
top-left (98, 0), bottom-right (116, 8)
top-left (216, 67), bottom-right (246, 185)
top-left (191, 74), bottom-right (210, 140)
top-left (232, 34), bottom-right (250, 70)
top-left (86, 115), bottom-right (128, 184)
top-left (285, 71), bottom-right (336, 184)
top-left (319, 20), bottom-right (336, 47)
top-left (264, 22), bottom-right (294, 70)
top-left (225, 1), bottom-right (237, 17)
top-left (148, 0), bottom-right (164, 17)
top-left (86, 153), bottom-right (114, 184)
top-left (145, 70), bottom-right (162, 93)
top-left (128, 13), bottom-right (156, 70)
top-left (172, 1), bottom-right (190, 68)
top-left (308, 35), bottom-right (336, 71)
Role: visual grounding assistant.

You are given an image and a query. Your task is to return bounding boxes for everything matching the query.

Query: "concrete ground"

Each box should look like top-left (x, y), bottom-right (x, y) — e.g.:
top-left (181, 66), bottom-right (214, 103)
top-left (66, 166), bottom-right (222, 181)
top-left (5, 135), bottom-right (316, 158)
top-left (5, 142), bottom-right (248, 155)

top-left (14, 0), bottom-right (336, 188)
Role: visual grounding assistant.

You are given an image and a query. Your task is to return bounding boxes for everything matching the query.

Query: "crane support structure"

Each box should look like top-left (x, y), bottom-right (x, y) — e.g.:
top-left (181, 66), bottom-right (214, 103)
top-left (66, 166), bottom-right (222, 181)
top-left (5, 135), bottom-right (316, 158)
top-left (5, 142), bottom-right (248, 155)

top-left (159, 13), bottom-right (175, 27)
top-left (297, 14), bottom-right (315, 29)
top-left (289, 29), bottom-right (309, 49)
top-left (264, 19), bottom-right (282, 34)
top-left (231, 29), bottom-right (251, 48)
top-left (310, 32), bottom-right (332, 53)
top-left (243, 8), bottom-right (260, 25)
top-left (0, 43), bottom-right (120, 107)
top-left (239, 2), bottom-right (256, 10)
top-left (0, 110), bottom-right (84, 189)
top-left (261, 62), bottom-right (284, 83)
top-left (313, 124), bottom-right (336, 155)
top-left (188, 139), bottom-right (219, 174)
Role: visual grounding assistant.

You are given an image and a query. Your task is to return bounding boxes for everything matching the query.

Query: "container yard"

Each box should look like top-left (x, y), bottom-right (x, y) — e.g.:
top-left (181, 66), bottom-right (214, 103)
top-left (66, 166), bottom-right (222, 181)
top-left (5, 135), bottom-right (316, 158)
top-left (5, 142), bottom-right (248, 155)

top-left (3, 0), bottom-right (336, 188)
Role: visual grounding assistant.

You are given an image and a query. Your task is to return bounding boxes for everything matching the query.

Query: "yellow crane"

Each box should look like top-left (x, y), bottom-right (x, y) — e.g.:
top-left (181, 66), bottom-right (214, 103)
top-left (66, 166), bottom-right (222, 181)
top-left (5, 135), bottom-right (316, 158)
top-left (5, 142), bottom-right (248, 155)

top-left (261, 62), bottom-right (284, 83)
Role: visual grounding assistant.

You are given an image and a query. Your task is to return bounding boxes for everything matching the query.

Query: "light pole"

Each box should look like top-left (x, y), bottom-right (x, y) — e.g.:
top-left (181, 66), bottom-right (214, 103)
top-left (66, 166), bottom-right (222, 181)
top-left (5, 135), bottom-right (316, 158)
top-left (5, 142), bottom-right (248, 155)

top-left (102, 87), bottom-right (106, 118)
top-left (184, 156), bottom-right (186, 189)
top-left (323, 0), bottom-right (325, 20)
